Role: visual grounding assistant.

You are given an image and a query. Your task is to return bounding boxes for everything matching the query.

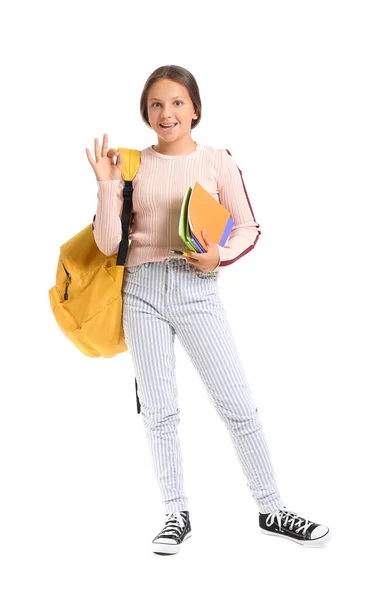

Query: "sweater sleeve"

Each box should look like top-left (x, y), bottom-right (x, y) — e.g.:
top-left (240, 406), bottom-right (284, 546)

top-left (213, 149), bottom-right (261, 271)
top-left (92, 178), bottom-right (126, 256)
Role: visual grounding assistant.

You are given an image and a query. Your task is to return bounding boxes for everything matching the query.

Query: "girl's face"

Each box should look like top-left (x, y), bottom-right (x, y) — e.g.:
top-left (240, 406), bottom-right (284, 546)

top-left (147, 78), bottom-right (198, 143)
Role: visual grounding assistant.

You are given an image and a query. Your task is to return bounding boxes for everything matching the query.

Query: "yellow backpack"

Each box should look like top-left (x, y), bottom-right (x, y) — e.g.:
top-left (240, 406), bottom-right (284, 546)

top-left (48, 148), bottom-right (141, 359)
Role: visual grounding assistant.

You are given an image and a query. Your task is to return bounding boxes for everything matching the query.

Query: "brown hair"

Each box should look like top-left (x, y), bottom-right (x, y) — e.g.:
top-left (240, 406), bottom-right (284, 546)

top-left (140, 65), bottom-right (202, 130)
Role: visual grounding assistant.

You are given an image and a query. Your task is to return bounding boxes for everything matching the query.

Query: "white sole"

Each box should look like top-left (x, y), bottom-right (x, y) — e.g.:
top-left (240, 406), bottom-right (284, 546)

top-left (152, 532), bottom-right (192, 554)
top-left (260, 528), bottom-right (331, 547)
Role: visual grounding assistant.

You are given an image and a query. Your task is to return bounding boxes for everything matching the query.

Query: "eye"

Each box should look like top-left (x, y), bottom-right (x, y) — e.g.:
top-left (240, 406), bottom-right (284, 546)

top-left (151, 100), bottom-right (183, 107)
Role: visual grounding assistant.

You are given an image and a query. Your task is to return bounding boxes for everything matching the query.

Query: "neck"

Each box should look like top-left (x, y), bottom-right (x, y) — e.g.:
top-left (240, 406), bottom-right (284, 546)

top-left (153, 137), bottom-right (197, 156)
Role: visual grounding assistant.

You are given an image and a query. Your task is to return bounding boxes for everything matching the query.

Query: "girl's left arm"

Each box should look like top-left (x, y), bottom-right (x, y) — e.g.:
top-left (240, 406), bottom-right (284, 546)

top-left (215, 149), bottom-right (261, 271)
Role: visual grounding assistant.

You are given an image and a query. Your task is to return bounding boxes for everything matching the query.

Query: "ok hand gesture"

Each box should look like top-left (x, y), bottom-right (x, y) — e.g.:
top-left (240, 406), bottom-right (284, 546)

top-left (86, 133), bottom-right (124, 182)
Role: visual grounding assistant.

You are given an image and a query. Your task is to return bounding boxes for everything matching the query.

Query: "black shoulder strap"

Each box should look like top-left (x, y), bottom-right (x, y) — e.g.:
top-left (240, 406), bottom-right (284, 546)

top-left (135, 377), bottom-right (141, 414)
top-left (116, 180), bottom-right (133, 266)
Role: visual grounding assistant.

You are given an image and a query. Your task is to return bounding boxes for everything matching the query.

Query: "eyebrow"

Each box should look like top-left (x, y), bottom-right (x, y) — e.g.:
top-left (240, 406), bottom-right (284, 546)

top-left (150, 96), bottom-right (185, 101)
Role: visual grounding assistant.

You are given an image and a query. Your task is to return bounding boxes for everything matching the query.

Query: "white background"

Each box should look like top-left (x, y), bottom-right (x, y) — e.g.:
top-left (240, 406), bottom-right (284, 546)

top-left (1, 0), bottom-right (389, 598)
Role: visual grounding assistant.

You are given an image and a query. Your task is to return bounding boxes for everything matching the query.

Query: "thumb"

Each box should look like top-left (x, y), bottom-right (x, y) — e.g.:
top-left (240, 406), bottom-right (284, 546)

top-left (116, 152), bottom-right (124, 172)
top-left (201, 230), bottom-right (212, 246)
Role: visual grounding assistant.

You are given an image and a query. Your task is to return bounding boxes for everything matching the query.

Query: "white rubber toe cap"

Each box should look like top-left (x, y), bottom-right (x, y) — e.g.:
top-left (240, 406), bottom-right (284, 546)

top-left (311, 525), bottom-right (329, 540)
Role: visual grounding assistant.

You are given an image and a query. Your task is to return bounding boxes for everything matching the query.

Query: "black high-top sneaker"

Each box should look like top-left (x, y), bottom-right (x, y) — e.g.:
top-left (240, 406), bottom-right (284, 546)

top-left (152, 511), bottom-right (192, 555)
top-left (259, 507), bottom-right (331, 547)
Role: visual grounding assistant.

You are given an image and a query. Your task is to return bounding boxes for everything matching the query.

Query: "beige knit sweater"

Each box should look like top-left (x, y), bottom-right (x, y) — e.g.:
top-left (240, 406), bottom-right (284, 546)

top-left (92, 142), bottom-right (261, 273)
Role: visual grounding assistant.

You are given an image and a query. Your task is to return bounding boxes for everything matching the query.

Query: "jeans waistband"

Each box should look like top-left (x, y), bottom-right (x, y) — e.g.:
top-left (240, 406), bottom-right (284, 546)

top-left (127, 258), bottom-right (193, 270)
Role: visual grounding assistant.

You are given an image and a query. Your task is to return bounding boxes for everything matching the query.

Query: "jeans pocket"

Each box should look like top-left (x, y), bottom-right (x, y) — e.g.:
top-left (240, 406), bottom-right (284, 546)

top-left (194, 269), bottom-right (218, 279)
top-left (126, 264), bottom-right (143, 275)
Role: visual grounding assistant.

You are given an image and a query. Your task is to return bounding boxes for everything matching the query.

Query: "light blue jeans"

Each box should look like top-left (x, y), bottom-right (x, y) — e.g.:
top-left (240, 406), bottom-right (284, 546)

top-left (121, 257), bottom-right (285, 514)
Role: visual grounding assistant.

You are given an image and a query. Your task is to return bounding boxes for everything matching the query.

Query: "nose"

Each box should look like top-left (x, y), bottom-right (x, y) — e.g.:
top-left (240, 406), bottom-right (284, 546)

top-left (160, 107), bottom-right (173, 118)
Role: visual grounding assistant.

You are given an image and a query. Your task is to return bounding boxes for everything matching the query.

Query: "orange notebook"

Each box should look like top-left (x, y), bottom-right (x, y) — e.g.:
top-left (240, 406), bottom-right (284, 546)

top-left (179, 181), bottom-right (234, 252)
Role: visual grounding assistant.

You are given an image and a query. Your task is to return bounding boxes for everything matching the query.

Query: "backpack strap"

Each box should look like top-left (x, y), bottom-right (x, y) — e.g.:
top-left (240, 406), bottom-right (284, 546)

top-left (116, 148), bottom-right (141, 266)
top-left (135, 378), bottom-right (141, 414)
top-left (118, 149), bottom-right (142, 415)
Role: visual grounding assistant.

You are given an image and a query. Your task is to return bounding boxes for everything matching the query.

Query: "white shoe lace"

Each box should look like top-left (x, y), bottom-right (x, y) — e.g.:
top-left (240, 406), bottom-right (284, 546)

top-left (266, 508), bottom-right (313, 535)
top-left (160, 511), bottom-right (186, 538)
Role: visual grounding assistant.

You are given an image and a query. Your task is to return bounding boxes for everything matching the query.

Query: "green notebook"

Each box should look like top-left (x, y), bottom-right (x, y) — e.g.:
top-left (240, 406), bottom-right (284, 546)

top-left (178, 186), bottom-right (197, 252)
top-left (176, 185), bottom-right (215, 275)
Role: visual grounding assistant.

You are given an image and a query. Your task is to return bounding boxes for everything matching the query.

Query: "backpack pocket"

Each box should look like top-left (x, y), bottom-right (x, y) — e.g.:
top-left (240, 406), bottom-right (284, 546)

top-left (48, 285), bottom-right (100, 357)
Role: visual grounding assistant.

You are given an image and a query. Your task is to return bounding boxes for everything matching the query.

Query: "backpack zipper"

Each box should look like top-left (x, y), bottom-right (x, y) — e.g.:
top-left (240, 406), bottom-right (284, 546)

top-left (62, 262), bottom-right (71, 300)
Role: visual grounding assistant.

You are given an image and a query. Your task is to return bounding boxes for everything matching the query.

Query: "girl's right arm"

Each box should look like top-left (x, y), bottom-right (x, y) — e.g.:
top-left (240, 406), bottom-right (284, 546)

top-left (86, 134), bottom-right (133, 256)
top-left (92, 178), bottom-right (126, 256)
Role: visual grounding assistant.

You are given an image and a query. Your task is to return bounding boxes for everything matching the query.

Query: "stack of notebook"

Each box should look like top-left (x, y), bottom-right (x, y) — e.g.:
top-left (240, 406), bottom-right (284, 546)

top-left (173, 181), bottom-right (234, 254)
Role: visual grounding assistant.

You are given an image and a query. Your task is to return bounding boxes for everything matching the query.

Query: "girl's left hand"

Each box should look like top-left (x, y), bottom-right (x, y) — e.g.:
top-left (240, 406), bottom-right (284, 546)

top-left (184, 230), bottom-right (220, 272)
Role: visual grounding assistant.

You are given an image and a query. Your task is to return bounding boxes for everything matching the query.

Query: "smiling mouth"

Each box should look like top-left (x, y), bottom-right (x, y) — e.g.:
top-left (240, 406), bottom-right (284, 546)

top-left (160, 123), bottom-right (178, 129)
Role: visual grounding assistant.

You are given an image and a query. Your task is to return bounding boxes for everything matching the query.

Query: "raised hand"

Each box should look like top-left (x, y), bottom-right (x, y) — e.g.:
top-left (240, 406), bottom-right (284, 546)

top-left (85, 133), bottom-right (124, 181)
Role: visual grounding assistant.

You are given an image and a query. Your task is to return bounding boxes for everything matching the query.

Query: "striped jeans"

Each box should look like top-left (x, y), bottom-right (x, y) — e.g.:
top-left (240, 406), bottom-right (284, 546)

top-left (121, 257), bottom-right (285, 514)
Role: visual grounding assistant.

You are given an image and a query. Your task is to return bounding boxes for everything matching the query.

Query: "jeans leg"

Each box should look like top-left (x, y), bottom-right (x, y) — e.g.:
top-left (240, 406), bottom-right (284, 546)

top-left (122, 274), bottom-right (189, 514)
top-left (172, 275), bottom-right (285, 514)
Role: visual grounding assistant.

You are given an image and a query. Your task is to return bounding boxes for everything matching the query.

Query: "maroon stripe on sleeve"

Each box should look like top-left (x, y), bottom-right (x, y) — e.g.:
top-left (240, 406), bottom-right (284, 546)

top-left (219, 150), bottom-right (261, 267)
top-left (225, 149), bottom-right (260, 225)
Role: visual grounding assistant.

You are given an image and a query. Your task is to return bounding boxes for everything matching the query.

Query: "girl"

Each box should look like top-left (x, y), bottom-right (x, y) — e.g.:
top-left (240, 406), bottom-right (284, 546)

top-left (86, 65), bottom-right (331, 554)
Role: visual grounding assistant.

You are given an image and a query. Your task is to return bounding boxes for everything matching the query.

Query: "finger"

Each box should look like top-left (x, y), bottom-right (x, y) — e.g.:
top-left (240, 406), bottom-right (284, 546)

top-left (116, 152), bottom-right (124, 172)
top-left (94, 137), bottom-right (101, 162)
top-left (188, 251), bottom-right (200, 260)
top-left (107, 148), bottom-right (118, 165)
top-left (85, 148), bottom-right (95, 166)
top-left (101, 133), bottom-right (108, 157)
top-left (201, 230), bottom-right (210, 245)
top-left (185, 256), bottom-right (201, 266)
